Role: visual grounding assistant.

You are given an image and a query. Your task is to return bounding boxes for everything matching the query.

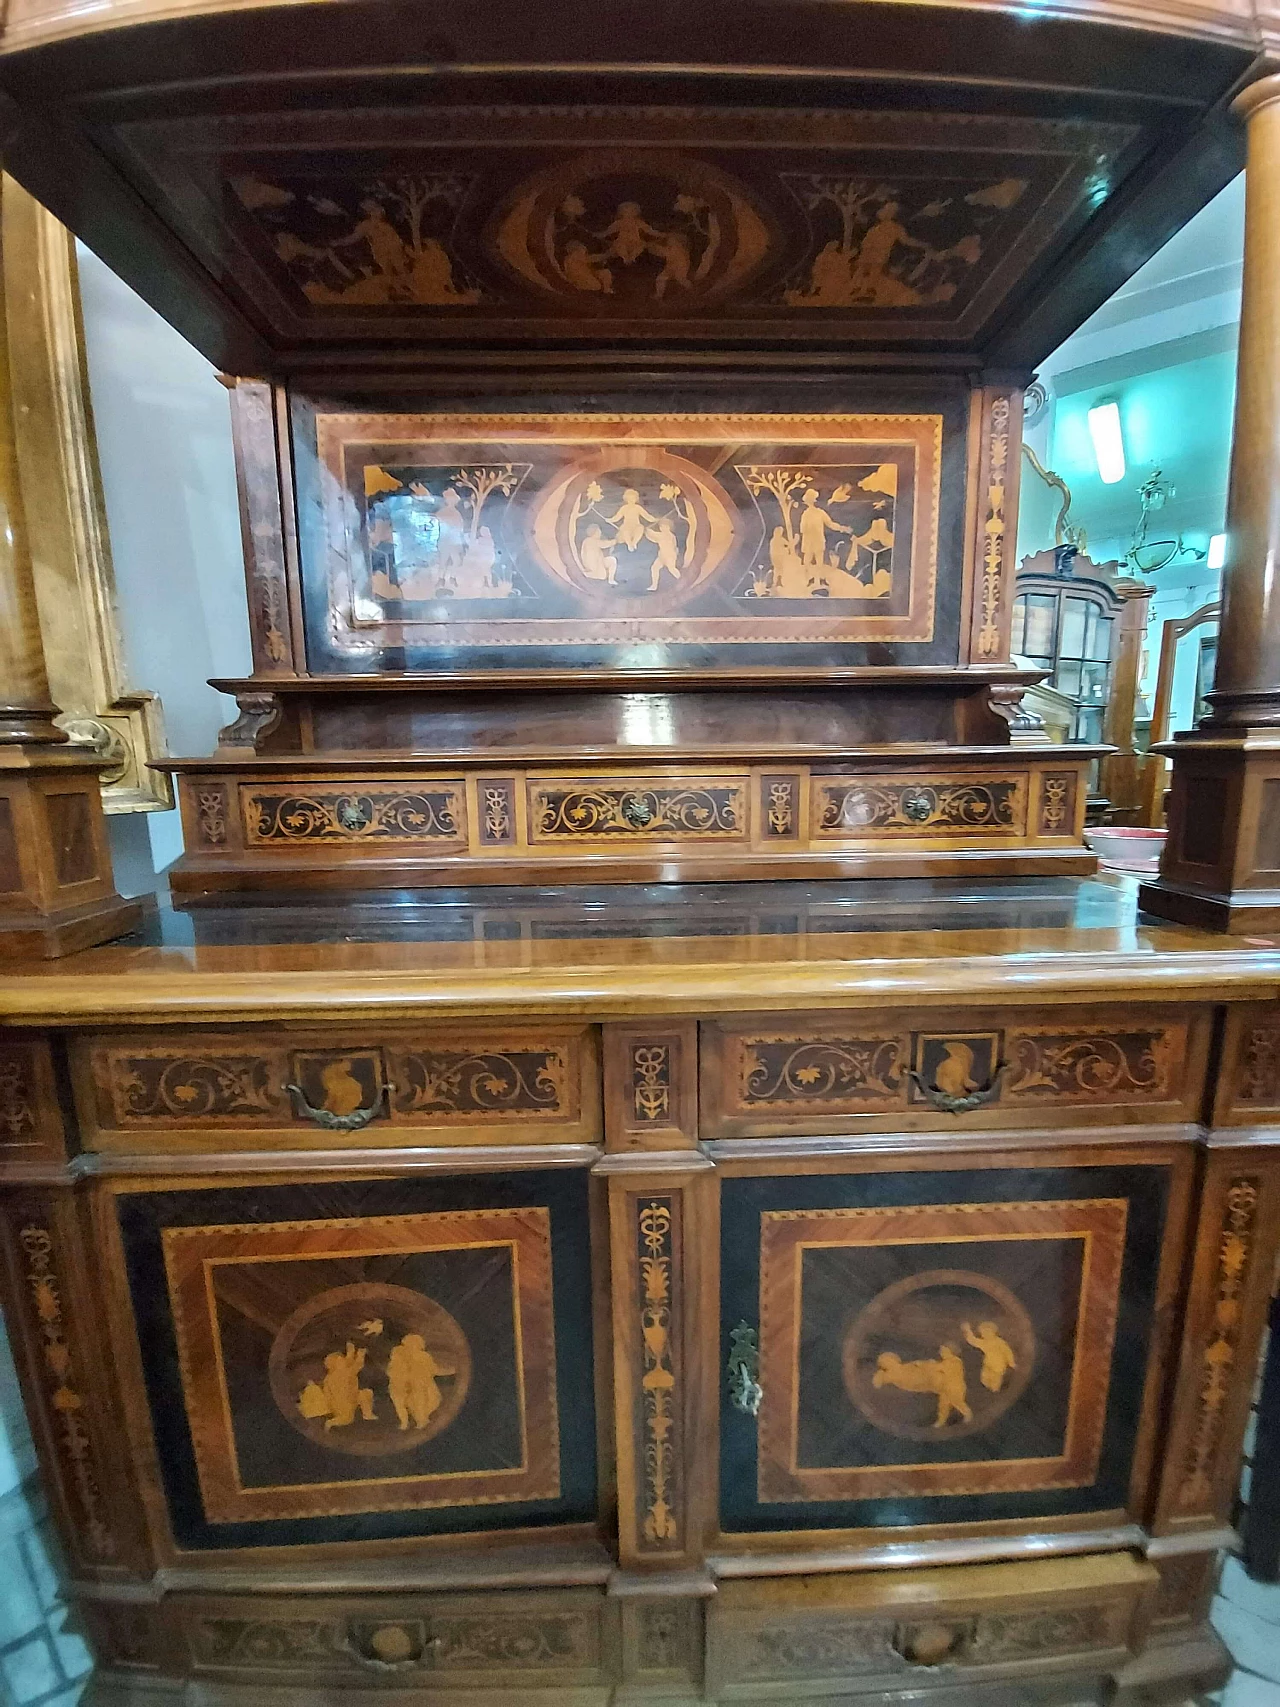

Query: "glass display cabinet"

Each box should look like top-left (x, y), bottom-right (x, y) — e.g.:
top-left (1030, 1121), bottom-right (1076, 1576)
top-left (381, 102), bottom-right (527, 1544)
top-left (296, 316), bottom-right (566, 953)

top-left (1013, 546), bottom-right (1122, 745)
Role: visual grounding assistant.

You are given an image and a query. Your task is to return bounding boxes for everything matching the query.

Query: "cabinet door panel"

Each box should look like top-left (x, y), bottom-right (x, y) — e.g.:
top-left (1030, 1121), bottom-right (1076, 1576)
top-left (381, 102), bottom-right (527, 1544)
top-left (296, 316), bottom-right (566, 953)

top-left (719, 1158), bottom-right (1175, 1537)
top-left (114, 1170), bottom-right (598, 1550)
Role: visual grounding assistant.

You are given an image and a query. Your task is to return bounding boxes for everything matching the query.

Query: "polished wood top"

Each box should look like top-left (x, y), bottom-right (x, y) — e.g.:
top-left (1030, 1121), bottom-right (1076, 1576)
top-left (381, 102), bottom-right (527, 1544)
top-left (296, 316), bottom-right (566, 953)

top-left (2, 875), bottom-right (1278, 1023)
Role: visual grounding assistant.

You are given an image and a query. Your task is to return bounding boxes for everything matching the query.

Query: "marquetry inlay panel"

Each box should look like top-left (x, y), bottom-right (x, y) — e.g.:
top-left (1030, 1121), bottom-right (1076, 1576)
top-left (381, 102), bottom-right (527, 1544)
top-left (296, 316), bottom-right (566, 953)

top-left (79, 1025), bottom-right (600, 1146)
top-left (530, 777), bottom-right (748, 842)
top-left (175, 751), bottom-right (1094, 884)
top-left (812, 774), bottom-right (1026, 839)
top-left (702, 1005), bottom-right (1208, 1135)
top-left (242, 784), bottom-right (466, 846)
top-left (706, 1556), bottom-right (1151, 1694)
top-left (175, 1589), bottom-right (608, 1684)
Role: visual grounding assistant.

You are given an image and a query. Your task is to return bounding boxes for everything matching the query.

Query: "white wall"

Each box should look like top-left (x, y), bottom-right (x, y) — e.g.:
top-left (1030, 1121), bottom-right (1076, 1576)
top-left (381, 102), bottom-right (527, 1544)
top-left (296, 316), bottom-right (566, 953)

top-left (75, 240), bottom-right (251, 892)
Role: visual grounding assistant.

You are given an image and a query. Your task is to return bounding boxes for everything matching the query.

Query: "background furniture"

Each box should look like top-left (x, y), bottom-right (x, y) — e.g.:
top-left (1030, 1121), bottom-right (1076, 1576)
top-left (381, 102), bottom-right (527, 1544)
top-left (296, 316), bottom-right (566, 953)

top-left (1014, 546), bottom-right (1155, 819)
top-left (1141, 602), bottom-right (1222, 826)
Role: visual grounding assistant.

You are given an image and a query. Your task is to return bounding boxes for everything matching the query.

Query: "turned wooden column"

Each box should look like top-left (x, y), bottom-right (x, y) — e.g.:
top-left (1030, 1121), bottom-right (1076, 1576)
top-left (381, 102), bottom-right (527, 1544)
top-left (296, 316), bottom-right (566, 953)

top-left (1141, 74), bottom-right (1280, 930)
top-left (1205, 79), bottom-right (1280, 727)
top-left (0, 181), bottom-right (140, 957)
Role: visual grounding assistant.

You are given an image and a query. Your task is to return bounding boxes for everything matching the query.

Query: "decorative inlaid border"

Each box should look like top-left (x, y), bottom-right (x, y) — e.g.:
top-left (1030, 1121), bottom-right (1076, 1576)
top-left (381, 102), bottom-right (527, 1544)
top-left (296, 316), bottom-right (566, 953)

top-left (966, 386), bottom-right (1024, 665)
top-left (1175, 1176), bottom-right (1259, 1512)
top-left (635, 1197), bottom-right (683, 1554)
top-left (178, 754), bottom-right (1094, 873)
top-left (16, 1223), bottom-right (116, 1560)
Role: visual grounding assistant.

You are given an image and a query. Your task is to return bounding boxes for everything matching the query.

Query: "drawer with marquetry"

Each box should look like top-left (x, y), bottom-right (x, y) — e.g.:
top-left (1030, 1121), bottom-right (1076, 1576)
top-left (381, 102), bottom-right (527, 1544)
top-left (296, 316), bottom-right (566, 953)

top-left (705, 1553), bottom-right (1155, 1698)
top-left (163, 1587), bottom-right (610, 1689)
top-left (72, 1023), bottom-right (600, 1149)
top-left (700, 1002), bottom-right (1212, 1136)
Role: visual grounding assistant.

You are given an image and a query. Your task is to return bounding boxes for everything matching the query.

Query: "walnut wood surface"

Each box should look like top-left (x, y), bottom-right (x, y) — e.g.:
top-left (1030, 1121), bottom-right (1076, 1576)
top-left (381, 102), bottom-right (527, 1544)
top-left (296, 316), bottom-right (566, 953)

top-left (1, 877), bottom-right (1278, 1022)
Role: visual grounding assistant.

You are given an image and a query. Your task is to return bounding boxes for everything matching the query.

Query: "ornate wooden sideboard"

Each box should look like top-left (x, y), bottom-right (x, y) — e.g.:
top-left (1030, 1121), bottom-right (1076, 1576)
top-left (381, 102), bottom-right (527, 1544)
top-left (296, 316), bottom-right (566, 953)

top-left (6, 0), bottom-right (1280, 1701)
top-left (0, 877), bottom-right (1276, 1704)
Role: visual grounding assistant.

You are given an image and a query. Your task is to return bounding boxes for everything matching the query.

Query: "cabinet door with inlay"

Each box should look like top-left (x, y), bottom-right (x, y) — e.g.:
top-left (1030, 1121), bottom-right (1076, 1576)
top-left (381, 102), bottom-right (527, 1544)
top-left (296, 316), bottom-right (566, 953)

top-left (111, 1168), bottom-right (600, 1553)
top-left (717, 1151), bottom-right (1188, 1544)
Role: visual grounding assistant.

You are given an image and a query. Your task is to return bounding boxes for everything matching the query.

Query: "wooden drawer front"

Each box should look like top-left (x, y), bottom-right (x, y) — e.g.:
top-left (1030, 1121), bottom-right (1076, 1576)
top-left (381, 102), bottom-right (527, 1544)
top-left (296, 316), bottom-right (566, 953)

top-left (811, 771), bottom-right (1029, 841)
top-left (707, 1554), bottom-right (1153, 1697)
top-left (79, 1024), bottom-right (599, 1148)
top-left (241, 781), bottom-right (467, 848)
top-left (528, 772), bottom-right (750, 844)
top-left (702, 1003), bottom-right (1210, 1135)
top-left (178, 1588), bottom-right (607, 1687)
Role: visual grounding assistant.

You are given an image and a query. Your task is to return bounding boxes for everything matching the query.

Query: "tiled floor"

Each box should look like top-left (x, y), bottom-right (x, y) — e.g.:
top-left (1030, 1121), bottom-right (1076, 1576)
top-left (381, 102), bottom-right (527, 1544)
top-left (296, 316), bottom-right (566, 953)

top-left (1214, 1554), bottom-right (1280, 1707)
top-left (0, 1482), bottom-right (91, 1707)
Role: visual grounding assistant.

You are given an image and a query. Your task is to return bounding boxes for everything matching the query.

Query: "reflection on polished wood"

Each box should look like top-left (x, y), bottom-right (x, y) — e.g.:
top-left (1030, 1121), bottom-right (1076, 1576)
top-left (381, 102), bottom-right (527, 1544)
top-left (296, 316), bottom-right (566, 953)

top-left (0, 876), bottom-right (1277, 1022)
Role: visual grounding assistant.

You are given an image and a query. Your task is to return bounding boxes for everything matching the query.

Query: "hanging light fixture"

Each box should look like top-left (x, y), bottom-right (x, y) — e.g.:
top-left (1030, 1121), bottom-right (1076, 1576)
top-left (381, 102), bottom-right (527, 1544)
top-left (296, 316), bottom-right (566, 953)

top-left (1087, 399), bottom-right (1126, 485)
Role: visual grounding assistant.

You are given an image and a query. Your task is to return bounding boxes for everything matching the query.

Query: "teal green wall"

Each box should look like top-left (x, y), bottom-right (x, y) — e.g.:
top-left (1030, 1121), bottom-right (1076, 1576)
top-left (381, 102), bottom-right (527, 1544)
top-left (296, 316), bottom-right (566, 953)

top-left (1046, 336), bottom-right (1237, 567)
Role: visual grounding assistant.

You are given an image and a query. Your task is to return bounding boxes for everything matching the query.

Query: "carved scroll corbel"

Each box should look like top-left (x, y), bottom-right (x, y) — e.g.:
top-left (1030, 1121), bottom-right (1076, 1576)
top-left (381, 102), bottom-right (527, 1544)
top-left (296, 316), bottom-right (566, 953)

top-left (217, 691), bottom-right (282, 750)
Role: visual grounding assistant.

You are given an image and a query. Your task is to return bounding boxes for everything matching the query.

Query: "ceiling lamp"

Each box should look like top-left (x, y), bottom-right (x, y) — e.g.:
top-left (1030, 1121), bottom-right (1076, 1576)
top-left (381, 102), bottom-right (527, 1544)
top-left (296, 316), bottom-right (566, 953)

top-left (1087, 400), bottom-right (1126, 485)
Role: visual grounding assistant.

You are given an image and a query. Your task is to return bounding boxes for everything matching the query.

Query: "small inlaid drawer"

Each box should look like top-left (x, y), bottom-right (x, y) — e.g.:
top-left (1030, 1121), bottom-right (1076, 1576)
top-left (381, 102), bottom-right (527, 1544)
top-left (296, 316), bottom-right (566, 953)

top-left (75, 1023), bottom-right (600, 1149)
top-left (706, 1553), bottom-right (1154, 1697)
top-left (701, 1002), bottom-right (1212, 1136)
top-left (176, 1588), bottom-right (608, 1687)
top-left (528, 772), bottom-right (750, 844)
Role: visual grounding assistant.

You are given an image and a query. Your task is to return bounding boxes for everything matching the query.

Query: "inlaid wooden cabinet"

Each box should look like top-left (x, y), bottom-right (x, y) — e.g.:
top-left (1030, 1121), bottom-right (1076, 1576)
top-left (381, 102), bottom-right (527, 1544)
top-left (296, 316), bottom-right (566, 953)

top-left (1, 970), bottom-right (1278, 1705)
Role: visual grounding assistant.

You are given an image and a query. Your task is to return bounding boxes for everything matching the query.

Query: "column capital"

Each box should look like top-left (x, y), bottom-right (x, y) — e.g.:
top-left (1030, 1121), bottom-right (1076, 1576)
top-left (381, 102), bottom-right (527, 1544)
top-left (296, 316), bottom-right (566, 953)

top-left (1232, 73), bottom-right (1280, 125)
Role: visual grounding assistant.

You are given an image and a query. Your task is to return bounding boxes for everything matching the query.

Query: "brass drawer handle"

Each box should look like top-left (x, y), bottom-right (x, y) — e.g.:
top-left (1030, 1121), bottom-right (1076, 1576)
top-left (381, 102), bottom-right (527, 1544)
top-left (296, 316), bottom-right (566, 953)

top-left (893, 1619), bottom-right (972, 1667)
top-left (727, 1321), bottom-right (762, 1417)
top-left (910, 1060), bottom-right (1007, 1115)
top-left (285, 1082), bottom-right (392, 1131)
top-left (342, 1622), bottom-right (429, 1671)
